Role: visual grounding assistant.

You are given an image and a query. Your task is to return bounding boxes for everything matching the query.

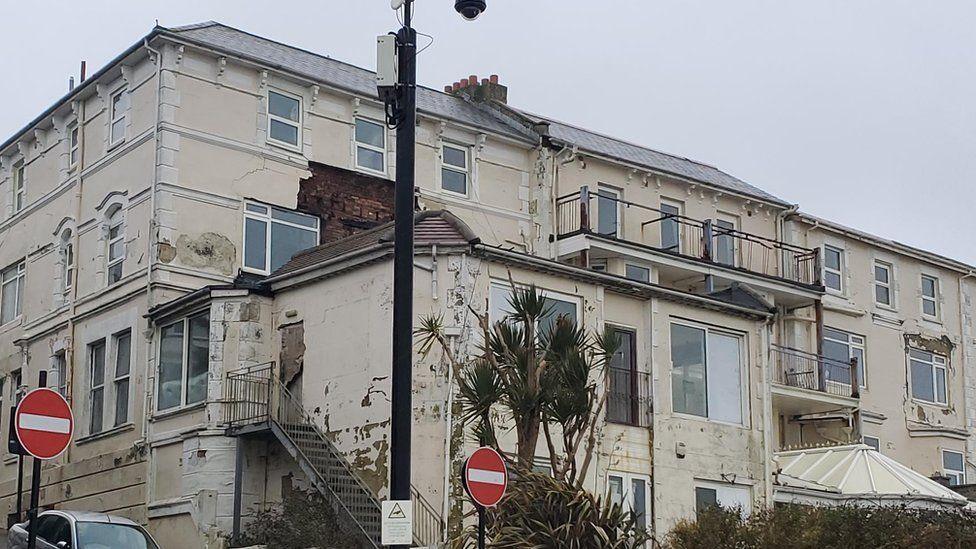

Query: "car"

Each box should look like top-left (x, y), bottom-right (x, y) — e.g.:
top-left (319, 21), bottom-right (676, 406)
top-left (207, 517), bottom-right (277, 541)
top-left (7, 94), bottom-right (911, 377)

top-left (7, 510), bottom-right (159, 549)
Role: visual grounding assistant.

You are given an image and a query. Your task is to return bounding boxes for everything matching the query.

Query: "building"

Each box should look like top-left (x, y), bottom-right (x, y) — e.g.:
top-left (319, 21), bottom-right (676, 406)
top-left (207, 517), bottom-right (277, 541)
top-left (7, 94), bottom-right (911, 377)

top-left (0, 21), bottom-right (971, 548)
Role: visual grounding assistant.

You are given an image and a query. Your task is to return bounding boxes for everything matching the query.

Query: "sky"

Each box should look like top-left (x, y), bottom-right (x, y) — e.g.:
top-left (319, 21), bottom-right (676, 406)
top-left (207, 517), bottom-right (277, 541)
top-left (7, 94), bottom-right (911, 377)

top-left (2, 1), bottom-right (974, 264)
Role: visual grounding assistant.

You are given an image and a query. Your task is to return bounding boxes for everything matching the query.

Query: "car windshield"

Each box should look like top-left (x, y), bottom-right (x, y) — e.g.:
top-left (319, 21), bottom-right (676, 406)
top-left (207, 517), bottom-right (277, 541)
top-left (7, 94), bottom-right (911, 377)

top-left (75, 522), bottom-right (158, 549)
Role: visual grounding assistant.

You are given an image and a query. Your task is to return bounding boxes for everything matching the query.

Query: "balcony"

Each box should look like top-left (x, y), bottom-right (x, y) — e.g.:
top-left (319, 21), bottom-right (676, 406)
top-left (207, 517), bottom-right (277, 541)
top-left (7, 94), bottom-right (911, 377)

top-left (771, 344), bottom-right (860, 398)
top-left (555, 187), bottom-right (822, 301)
top-left (606, 368), bottom-right (653, 427)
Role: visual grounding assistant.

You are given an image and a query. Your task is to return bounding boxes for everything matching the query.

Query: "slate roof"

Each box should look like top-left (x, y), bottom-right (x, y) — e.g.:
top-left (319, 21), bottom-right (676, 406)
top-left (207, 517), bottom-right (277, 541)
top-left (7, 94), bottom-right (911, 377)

top-left (161, 22), bottom-right (536, 143)
top-left (269, 210), bottom-right (477, 279)
top-left (163, 22), bottom-right (788, 207)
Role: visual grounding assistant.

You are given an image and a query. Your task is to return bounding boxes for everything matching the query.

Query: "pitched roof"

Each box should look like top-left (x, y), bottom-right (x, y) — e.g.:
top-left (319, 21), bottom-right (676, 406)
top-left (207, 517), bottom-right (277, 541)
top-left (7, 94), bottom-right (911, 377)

top-left (161, 22), bottom-right (537, 143)
top-left (269, 210), bottom-right (477, 279)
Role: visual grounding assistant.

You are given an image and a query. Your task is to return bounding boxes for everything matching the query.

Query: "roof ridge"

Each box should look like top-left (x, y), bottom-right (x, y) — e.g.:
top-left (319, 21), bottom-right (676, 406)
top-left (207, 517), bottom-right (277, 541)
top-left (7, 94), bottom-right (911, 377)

top-left (164, 21), bottom-right (220, 32)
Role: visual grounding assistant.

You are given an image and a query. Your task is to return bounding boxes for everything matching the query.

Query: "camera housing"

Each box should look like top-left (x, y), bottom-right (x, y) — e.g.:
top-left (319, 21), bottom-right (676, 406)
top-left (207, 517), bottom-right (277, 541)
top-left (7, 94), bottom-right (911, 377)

top-left (455, 0), bottom-right (487, 21)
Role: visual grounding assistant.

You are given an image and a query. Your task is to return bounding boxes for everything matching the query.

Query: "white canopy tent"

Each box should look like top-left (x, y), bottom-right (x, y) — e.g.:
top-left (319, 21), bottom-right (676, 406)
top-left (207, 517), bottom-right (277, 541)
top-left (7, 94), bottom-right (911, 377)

top-left (773, 444), bottom-right (969, 510)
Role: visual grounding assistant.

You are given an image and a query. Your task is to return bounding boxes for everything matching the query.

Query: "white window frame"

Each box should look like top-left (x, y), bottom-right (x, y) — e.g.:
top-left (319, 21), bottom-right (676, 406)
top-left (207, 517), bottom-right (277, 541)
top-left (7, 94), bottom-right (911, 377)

top-left (156, 311), bottom-right (210, 412)
top-left (488, 281), bottom-right (581, 335)
top-left (694, 479), bottom-right (752, 516)
top-left (242, 201), bottom-right (320, 275)
top-left (88, 339), bottom-right (106, 435)
top-left (0, 260), bottom-right (25, 325)
top-left (61, 230), bottom-right (74, 297)
top-left (266, 89), bottom-right (303, 149)
top-left (873, 260), bottom-right (894, 308)
top-left (596, 185), bottom-right (622, 238)
top-left (440, 143), bottom-right (470, 197)
top-left (823, 244), bottom-right (844, 293)
top-left (943, 449), bottom-right (965, 486)
top-left (822, 327), bottom-right (867, 388)
top-left (112, 330), bottom-right (131, 427)
top-left (354, 117), bottom-right (387, 175)
top-left (68, 123), bottom-right (80, 169)
top-left (53, 352), bottom-right (68, 398)
top-left (862, 435), bottom-right (881, 452)
top-left (921, 274), bottom-right (940, 320)
top-left (12, 161), bottom-right (25, 214)
top-left (106, 208), bottom-right (125, 285)
top-left (606, 472), bottom-right (650, 531)
top-left (109, 88), bottom-right (127, 147)
top-left (909, 349), bottom-right (948, 406)
top-left (669, 319), bottom-right (748, 426)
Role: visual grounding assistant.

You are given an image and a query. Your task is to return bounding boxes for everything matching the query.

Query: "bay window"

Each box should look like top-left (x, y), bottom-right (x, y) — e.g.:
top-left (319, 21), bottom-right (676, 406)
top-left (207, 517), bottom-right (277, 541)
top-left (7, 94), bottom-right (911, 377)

top-left (157, 312), bottom-right (210, 411)
top-left (910, 349), bottom-right (947, 405)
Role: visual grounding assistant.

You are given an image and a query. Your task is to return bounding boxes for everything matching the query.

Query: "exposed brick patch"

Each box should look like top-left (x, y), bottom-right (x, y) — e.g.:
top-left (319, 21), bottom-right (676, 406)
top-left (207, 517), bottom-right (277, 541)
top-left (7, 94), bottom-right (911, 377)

top-left (298, 162), bottom-right (395, 244)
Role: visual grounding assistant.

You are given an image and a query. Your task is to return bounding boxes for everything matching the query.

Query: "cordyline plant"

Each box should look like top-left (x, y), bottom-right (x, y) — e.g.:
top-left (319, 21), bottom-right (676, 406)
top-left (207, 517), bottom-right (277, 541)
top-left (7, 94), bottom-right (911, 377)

top-left (416, 281), bottom-right (619, 486)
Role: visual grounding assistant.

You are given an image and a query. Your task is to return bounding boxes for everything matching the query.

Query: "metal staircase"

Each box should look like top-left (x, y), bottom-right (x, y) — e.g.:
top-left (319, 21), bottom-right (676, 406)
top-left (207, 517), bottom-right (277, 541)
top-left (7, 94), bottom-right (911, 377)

top-left (223, 363), bottom-right (444, 548)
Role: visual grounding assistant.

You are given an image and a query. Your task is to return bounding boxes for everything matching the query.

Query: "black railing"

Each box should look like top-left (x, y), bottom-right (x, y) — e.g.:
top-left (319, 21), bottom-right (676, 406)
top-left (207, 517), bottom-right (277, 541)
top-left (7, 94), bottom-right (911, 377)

top-left (771, 345), bottom-right (860, 398)
top-left (555, 186), bottom-right (822, 286)
top-left (224, 362), bottom-right (274, 427)
top-left (606, 368), bottom-right (653, 427)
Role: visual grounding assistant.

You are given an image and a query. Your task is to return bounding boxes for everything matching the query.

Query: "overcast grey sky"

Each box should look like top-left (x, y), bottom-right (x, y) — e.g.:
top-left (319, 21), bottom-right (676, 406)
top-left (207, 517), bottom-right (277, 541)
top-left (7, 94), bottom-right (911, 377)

top-left (3, 1), bottom-right (974, 264)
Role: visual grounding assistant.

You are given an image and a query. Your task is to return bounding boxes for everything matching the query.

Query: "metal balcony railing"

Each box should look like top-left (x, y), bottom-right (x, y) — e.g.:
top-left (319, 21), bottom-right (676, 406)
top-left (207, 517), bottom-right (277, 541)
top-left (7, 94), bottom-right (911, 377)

top-left (555, 186), bottom-right (822, 287)
top-left (606, 368), bottom-right (653, 427)
top-left (771, 345), bottom-right (860, 398)
top-left (223, 364), bottom-right (444, 548)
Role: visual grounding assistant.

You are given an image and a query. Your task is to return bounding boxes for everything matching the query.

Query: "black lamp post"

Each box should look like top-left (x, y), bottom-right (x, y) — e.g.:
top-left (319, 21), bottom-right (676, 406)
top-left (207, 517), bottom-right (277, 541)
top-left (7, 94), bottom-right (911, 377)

top-left (387, 1), bottom-right (485, 547)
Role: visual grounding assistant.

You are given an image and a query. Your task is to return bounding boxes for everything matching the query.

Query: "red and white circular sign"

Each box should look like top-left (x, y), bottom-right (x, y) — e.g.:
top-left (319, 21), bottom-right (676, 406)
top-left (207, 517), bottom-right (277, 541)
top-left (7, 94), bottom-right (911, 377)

top-left (15, 388), bottom-right (73, 460)
top-left (463, 447), bottom-right (508, 508)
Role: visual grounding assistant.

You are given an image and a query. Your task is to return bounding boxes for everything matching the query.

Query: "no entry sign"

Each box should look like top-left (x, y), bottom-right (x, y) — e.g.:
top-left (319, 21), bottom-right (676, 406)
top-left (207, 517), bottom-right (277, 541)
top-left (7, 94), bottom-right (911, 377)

top-left (15, 388), bottom-right (73, 459)
top-left (463, 447), bottom-right (508, 508)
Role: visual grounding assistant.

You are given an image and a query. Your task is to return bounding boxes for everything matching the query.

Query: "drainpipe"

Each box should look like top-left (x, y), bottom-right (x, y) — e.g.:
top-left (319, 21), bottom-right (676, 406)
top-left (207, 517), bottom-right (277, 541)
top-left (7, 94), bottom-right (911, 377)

top-left (959, 271), bottom-right (976, 474)
top-left (760, 318), bottom-right (776, 505)
top-left (141, 37), bottom-right (163, 443)
top-left (441, 252), bottom-right (467, 542)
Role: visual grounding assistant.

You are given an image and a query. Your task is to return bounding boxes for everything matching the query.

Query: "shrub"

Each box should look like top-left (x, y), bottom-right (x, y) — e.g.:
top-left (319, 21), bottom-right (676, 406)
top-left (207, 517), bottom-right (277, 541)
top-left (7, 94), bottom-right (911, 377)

top-left (230, 488), bottom-right (366, 549)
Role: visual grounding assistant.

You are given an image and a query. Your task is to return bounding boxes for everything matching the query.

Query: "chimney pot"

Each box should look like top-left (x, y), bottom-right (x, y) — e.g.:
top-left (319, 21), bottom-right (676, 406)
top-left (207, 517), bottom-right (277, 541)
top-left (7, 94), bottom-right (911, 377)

top-left (444, 85), bottom-right (453, 93)
top-left (489, 74), bottom-right (499, 84)
top-left (468, 75), bottom-right (478, 86)
top-left (453, 82), bottom-right (461, 91)
top-left (481, 78), bottom-right (489, 86)
top-left (459, 79), bottom-right (469, 88)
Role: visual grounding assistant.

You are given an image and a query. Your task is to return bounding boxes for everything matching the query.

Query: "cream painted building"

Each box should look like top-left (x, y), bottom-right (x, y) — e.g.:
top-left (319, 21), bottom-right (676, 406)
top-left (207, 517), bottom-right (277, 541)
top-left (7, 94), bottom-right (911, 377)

top-left (0, 20), bottom-right (971, 548)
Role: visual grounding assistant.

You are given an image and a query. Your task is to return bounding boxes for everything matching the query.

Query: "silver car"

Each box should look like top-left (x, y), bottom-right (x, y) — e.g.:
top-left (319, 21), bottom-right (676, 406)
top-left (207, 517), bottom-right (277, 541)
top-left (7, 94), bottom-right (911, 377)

top-left (8, 510), bottom-right (159, 549)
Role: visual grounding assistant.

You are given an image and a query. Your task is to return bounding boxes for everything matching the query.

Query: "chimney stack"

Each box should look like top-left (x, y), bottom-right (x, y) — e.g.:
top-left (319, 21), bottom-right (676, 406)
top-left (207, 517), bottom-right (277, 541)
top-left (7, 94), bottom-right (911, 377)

top-left (443, 73), bottom-right (508, 104)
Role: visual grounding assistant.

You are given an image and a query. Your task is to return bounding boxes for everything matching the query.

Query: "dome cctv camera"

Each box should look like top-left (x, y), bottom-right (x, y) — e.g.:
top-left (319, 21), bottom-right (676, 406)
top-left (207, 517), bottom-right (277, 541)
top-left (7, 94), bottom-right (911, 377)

top-left (455, 0), bottom-right (487, 20)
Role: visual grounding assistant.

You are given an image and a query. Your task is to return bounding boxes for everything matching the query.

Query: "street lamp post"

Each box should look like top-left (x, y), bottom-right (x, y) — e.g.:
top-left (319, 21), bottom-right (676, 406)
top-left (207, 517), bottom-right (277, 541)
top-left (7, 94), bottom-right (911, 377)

top-left (385, 1), bottom-right (486, 546)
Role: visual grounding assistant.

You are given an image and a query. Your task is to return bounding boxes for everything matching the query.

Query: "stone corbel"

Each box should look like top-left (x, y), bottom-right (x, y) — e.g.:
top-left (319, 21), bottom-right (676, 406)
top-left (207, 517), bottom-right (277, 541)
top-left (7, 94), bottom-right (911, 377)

top-left (215, 57), bottom-right (227, 87)
top-left (120, 65), bottom-right (133, 85)
top-left (95, 83), bottom-right (108, 107)
top-left (628, 168), bottom-right (638, 182)
top-left (476, 133), bottom-right (487, 154)
top-left (16, 141), bottom-right (30, 158)
top-left (742, 200), bottom-right (753, 212)
top-left (310, 85), bottom-right (320, 108)
top-left (654, 176), bottom-right (662, 189)
top-left (686, 184), bottom-right (696, 197)
top-left (33, 128), bottom-right (47, 149)
top-left (351, 97), bottom-right (361, 116)
top-left (0, 154), bottom-right (11, 173)
top-left (175, 45), bottom-right (185, 66)
top-left (259, 70), bottom-right (268, 90)
top-left (712, 192), bottom-right (723, 206)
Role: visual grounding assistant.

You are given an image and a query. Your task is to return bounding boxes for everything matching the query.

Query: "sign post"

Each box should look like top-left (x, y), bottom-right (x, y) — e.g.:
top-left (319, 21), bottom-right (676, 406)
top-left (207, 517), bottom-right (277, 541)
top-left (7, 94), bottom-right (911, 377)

top-left (15, 372), bottom-right (73, 549)
top-left (462, 447), bottom-right (508, 549)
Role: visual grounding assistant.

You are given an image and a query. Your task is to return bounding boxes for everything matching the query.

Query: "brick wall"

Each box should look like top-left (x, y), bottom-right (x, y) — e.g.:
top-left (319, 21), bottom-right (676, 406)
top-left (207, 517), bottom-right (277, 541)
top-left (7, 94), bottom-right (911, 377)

top-left (298, 162), bottom-right (395, 244)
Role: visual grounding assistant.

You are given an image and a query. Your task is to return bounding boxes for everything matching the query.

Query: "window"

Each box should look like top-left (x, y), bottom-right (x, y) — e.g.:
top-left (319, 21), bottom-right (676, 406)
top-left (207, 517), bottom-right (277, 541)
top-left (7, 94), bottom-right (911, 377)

top-left (607, 473), bottom-right (649, 531)
top-left (106, 208), bottom-right (124, 285)
top-left (355, 118), bottom-right (386, 173)
top-left (109, 89), bottom-right (128, 146)
top-left (823, 245), bottom-right (844, 292)
top-left (243, 202), bottom-right (320, 274)
top-left (625, 264), bottom-right (650, 283)
top-left (12, 370), bottom-right (22, 405)
top-left (943, 450), bottom-right (965, 486)
top-left (12, 161), bottom-right (25, 214)
top-left (910, 349), bottom-right (948, 405)
top-left (694, 481), bottom-right (751, 516)
top-left (88, 340), bottom-right (105, 434)
top-left (660, 201), bottom-right (681, 252)
top-left (713, 218), bottom-right (736, 266)
top-left (35, 514), bottom-right (71, 547)
top-left (863, 436), bottom-right (881, 452)
top-left (61, 230), bottom-right (74, 297)
top-left (822, 327), bottom-right (866, 387)
top-left (68, 123), bottom-right (80, 168)
top-left (606, 328), bottom-right (638, 425)
top-left (596, 186), bottom-right (620, 237)
top-left (53, 352), bottom-right (68, 398)
top-left (590, 259), bottom-right (608, 273)
top-left (488, 282), bottom-right (578, 335)
top-left (267, 90), bottom-right (301, 147)
top-left (0, 261), bottom-right (25, 325)
top-left (670, 322), bottom-right (744, 424)
top-left (113, 331), bottom-right (131, 426)
top-left (921, 275), bottom-right (939, 318)
top-left (441, 144), bottom-right (469, 195)
top-left (874, 261), bottom-right (893, 307)
top-left (157, 312), bottom-right (210, 411)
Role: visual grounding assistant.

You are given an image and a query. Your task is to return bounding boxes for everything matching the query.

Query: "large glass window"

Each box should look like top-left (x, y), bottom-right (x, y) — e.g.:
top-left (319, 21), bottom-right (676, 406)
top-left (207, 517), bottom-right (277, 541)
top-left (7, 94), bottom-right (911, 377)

top-left (670, 323), bottom-right (744, 424)
top-left (441, 144), bottom-right (469, 195)
top-left (921, 275), bottom-right (939, 318)
top-left (89, 340), bottom-right (106, 435)
top-left (910, 349), bottom-right (947, 405)
top-left (823, 245), bottom-right (844, 292)
top-left (243, 202), bottom-right (320, 274)
top-left (874, 261), bottom-right (893, 307)
top-left (355, 118), bottom-right (386, 173)
top-left (267, 90), bottom-right (301, 147)
top-left (488, 283), bottom-right (578, 336)
top-left (0, 261), bottom-right (25, 324)
top-left (596, 187), bottom-right (620, 237)
top-left (660, 201), bottom-right (681, 252)
top-left (157, 312), bottom-right (210, 411)
top-left (694, 481), bottom-right (752, 516)
top-left (822, 327), bottom-right (866, 387)
top-left (607, 328), bottom-right (637, 425)
top-left (607, 472), bottom-right (649, 532)
top-left (943, 450), bottom-right (965, 486)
